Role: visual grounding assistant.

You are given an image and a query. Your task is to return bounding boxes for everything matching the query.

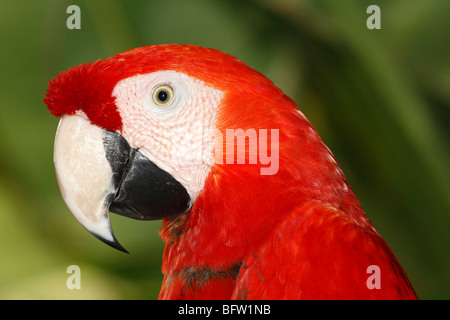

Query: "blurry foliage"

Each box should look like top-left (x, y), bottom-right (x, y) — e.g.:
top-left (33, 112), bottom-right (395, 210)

top-left (0, 0), bottom-right (448, 299)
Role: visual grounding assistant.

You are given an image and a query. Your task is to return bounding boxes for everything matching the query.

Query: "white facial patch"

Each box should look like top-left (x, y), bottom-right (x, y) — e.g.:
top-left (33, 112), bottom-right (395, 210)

top-left (112, 70), bottom-right (223, 201)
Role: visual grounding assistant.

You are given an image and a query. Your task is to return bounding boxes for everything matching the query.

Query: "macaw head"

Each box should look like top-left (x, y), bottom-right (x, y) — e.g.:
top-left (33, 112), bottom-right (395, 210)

top-left (45, 45), bottom-right (349, 255)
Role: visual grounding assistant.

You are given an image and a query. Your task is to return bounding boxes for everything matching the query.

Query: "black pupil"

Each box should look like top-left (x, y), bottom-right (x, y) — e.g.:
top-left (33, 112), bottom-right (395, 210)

top-left (158, 90), bottom-right (168, 102)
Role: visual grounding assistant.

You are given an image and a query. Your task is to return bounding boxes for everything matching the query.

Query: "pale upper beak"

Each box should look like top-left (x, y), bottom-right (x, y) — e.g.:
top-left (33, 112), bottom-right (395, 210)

top-left (53, 115), bottom-right (191, 252)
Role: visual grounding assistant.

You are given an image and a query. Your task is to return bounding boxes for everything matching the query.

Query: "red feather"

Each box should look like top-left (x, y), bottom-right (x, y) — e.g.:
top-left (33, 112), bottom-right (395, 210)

top-left (232, 202), bottom-right (416, 299)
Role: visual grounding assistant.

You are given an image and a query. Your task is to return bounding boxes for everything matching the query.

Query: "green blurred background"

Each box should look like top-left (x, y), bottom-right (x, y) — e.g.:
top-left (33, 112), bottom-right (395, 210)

top-left (0, 0), bottom-right (448, 299)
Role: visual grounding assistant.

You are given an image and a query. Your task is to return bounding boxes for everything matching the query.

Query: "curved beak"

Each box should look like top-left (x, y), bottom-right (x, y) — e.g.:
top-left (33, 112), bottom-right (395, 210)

top-left (53, 115), bottom-right (191, 252)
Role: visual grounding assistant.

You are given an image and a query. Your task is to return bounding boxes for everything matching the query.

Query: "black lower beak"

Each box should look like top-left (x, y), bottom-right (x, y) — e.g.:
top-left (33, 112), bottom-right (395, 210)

top-left (104, 130), bottom-right (191, 221)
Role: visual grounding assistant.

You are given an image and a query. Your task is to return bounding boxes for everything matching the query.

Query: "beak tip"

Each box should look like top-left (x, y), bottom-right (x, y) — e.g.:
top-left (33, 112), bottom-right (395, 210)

top-left (91, 231), bottom-right (129, 254)
top-left (79, 212), bottom-right (129, 253)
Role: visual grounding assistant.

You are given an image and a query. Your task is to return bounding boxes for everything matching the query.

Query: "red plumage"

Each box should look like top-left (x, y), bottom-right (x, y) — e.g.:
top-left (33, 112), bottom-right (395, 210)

top-left (45, 45), bottom-right (417, 299)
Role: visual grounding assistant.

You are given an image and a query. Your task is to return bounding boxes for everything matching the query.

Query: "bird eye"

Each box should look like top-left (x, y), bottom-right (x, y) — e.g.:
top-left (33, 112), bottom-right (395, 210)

top-left (152, 85), bottom-right (174, 107)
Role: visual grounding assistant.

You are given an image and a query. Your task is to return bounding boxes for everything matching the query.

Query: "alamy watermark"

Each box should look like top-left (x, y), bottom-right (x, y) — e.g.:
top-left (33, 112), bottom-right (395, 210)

top-left (214, 128), bottom-right (279, 176)
top-left (366, 264), bottom-right (381, 289)
top-left (66, 5), bottom-right (81, 30)
top-left (67, 4), bottom-right (381, 31)
top-left (66, 265), bottom-right (81, 289)
top-left (366, 5), bottom-right (381, 30)
top-left (65, 264), bottom-right (381, 291)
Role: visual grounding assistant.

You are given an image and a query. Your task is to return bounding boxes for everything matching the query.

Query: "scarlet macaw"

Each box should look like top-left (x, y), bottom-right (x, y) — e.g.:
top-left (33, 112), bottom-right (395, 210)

top-left (44, 45), bottom-right (417, 299)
